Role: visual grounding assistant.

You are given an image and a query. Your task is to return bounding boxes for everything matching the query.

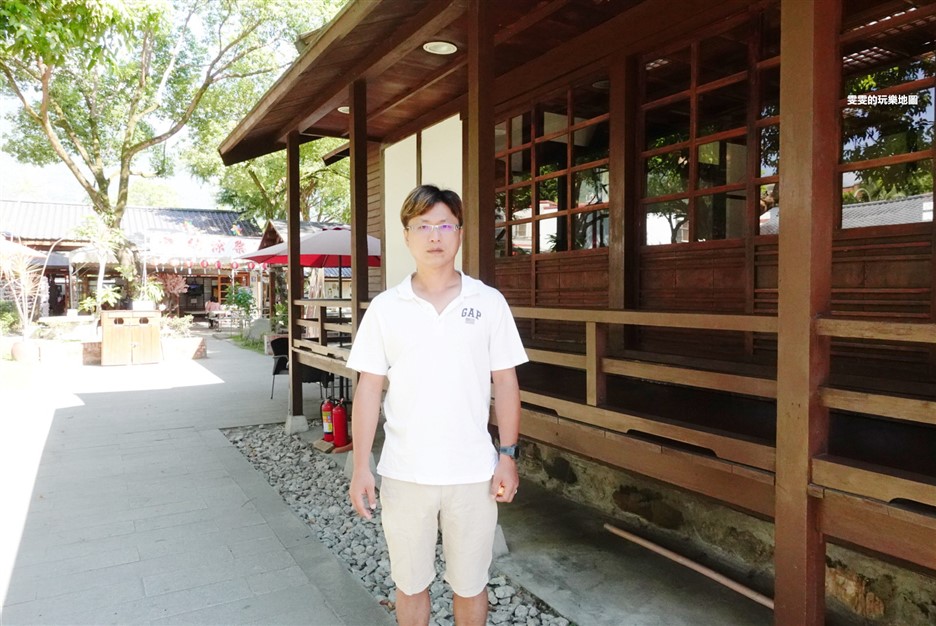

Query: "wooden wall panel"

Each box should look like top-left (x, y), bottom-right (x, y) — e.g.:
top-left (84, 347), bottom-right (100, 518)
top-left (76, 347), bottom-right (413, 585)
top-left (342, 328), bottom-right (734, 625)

top-left (639, 242), bottom-right (747, 312)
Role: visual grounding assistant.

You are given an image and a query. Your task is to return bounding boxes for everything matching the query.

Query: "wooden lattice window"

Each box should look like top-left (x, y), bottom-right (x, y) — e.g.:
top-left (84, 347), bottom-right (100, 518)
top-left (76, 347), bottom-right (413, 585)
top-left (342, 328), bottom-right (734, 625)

top-left (494, 75), bottom-right (610, 257)
top-left (639, 6), bottom-right (781, 244)
top-left (839, 1), bottom-right (936, 230)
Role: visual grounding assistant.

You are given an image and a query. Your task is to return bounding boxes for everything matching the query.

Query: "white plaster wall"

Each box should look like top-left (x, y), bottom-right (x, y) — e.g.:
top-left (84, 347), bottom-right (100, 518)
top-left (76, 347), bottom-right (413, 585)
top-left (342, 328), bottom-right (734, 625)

top-left (383, 135), bottom-right (418, 289)
top-left (382, 115), bottom-right (464, 288)
top-left (420, 116), bottom-right (463, 272)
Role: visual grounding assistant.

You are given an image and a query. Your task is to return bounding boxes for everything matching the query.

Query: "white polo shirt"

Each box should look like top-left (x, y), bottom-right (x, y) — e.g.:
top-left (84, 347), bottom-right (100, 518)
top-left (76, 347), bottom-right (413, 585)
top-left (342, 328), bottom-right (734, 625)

top-left (347, 273), bottom-right (528, 485)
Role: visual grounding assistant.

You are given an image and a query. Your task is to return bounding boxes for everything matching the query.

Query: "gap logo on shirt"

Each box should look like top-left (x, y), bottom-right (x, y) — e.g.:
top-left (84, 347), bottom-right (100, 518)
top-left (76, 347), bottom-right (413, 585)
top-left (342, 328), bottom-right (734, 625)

top-left (461, 307), bottom-right (482, 324)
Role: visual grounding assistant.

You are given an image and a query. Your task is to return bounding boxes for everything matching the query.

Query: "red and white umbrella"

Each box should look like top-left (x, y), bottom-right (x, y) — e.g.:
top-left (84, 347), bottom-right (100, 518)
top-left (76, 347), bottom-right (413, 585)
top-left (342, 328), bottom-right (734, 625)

top-left (238, 228), bottom-right (381, 267)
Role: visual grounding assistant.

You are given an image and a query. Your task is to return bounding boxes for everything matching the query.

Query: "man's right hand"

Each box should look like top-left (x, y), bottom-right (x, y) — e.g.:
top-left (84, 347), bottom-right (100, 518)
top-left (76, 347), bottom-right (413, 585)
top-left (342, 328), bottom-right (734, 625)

top-left (350, 469), bottom-right (378, 519)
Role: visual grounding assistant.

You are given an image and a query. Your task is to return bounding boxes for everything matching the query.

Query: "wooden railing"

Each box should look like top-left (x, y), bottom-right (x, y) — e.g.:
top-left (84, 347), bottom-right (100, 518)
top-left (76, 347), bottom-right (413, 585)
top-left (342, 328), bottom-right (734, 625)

top-left (510, 307), bottom-right (936, 570)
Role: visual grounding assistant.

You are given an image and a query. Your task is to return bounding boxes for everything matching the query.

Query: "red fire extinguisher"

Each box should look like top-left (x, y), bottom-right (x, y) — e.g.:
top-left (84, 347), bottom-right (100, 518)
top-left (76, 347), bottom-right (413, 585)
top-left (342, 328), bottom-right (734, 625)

top-left (321, 397), bottom-right (334, 442)
top-left (332, 398), bottom-right (349, 447)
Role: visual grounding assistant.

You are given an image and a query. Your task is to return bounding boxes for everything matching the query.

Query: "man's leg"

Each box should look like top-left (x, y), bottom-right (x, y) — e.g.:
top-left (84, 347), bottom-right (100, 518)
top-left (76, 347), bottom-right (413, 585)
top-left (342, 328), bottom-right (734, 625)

top-left (452, 589), bottom-right (488, 626)
top-left (395, 587), bottom-right (431, 626)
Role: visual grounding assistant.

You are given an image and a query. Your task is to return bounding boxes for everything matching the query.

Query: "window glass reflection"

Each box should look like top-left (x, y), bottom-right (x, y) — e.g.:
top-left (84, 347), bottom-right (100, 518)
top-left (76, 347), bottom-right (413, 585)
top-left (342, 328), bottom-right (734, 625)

top-left (536, 139), bottom-right (567, 176)
top-left (573, 77), bottom-right (609, 119)
top-left (511, 112), bottom-right (531, 147)
top-left (509, 186), bottom-right (532, 220)
top-left (697, 191), bottom-right (746, 241)
top-left (572, 210), bottom-right (609, 250)
top-left (698, 82), bottom-right (748, 136)
top-left (645, 199), bottom-right (689, 245)
top-left (758, 184), bottom-right (779, 235)
top-left (698, 137), bottom-right (747, 189)
top-left (574, 166), bottom-right (609, 207)
top-left (699, 24), bottom-right (748, 84)
top-left (510, 150), bottom-right (530, 184)
top-left (536, 92), bottom-right (568, 138)
top-left (495, 122), bottom-right (507, 153)
top-left (644, 149), bottom-right (690, 197)
top-left (760, 125), bottom-right (779, 177)
top-left (537, 216), bottom-right (568, 253)
top-left (760, 66), bottom-right (780, 118)
top-left (644, 48), bottom-right (691, 102)
top-left (645, 101), bottom-right (690, 149)
top-left (574, 121), bottom-right (609, 165)
top-left (841, 88), bottom-right (935, 163)
top-left (510, 223), bottom-right (533, 255)
top-left (495, 225), bottom-right (507, 257)
top-left (537, 178), bottom-right (565, 215)
top-left (841, 159), bottom-right (934, 228)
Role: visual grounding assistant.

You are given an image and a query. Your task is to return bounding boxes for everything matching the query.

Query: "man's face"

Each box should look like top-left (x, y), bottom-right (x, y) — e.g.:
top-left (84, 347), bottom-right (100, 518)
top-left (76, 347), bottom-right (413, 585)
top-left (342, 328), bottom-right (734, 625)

top-left (404, 201), bottom-right (462, 270)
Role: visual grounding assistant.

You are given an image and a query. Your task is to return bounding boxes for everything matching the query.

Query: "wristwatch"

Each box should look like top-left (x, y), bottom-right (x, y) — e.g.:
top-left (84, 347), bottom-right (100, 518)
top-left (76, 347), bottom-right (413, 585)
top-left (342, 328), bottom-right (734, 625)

top-left (498, 444), bottom-right (520, 460)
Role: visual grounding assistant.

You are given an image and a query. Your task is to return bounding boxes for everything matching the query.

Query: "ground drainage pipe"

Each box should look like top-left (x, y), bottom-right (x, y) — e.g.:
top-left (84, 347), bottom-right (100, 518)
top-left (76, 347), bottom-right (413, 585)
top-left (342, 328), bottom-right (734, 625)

top-left (604, 523), bottom-right (775, 611)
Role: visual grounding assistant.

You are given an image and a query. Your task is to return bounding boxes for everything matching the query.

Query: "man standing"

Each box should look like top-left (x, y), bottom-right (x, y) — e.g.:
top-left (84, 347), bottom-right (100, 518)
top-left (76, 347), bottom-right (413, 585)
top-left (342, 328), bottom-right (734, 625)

top-left (348, 185), bottom-right (528, 626)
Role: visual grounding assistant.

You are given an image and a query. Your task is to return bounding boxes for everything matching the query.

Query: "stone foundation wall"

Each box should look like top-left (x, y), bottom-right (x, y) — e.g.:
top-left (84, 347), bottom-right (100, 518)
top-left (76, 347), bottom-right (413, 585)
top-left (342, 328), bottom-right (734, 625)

top-left (518, 438), bottom-right (936, 625)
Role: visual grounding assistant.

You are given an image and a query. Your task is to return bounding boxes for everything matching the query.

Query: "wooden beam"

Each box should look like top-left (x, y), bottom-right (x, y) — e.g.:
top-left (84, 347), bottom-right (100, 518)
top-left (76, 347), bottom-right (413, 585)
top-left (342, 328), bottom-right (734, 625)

top-left (510, 306), bottom-right (778, 333)
top-left (463, 0), bottom-right (494, 283)
top-left (286, 131), bottom-right (305, 424)
top-left (774, 0), bottom-right (840, 622)
top-left (278, 0), bottom-right (467, 142)
top-left (519, 390), bottom-right (776, 471)
top-left (350, 79), bottom-right (369, 337)
top-left (518, 408), bottom-right (775, 517)
top-left (524, 348), bottom-right (586, 369)
top-left (815, 318), bottom-right (936, 344)
top-left (812, 455), bottom-right (936, 509)
top-left (815, 489), bottom-right (936, 573)
top-left (819, 387), bottom-right (936, 427)
top-left (603, 359), bottom-right (778, 399)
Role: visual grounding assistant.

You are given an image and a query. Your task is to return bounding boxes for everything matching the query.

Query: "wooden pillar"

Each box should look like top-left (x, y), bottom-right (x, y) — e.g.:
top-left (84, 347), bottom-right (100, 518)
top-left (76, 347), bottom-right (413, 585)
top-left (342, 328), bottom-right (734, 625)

top-left (463, 0), bottom-right (494, 283)
top-left (774, 0), bottom-right (839, 622)
top-left (350, 79), bottom-right (369, 337)
top-left (285, 131), bottom-right (307, 434)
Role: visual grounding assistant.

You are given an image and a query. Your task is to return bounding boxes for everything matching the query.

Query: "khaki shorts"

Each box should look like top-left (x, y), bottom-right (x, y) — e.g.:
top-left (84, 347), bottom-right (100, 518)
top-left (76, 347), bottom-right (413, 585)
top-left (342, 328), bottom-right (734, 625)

top-left (380, 477), bottom-right (497, 597)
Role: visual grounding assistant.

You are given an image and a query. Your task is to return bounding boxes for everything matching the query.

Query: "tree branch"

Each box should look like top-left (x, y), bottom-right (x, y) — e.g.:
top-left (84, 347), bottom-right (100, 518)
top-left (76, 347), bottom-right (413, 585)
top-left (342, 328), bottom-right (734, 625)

top-left (247, 166), bottom-right (277, 213)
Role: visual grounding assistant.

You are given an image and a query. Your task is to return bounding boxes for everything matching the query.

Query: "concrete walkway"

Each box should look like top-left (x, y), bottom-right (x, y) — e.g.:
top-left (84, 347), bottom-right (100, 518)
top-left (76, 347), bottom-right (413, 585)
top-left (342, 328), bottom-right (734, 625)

top-left (1, 336), bottom-right (393, 625)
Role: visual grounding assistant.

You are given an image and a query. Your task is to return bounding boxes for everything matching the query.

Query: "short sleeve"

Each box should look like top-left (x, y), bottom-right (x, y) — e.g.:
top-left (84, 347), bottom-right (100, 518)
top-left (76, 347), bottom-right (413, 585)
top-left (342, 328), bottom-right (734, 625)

top-left (489, 290), bottom-right (528, 371)
top-left (347, 302), bottom-right (389, 376)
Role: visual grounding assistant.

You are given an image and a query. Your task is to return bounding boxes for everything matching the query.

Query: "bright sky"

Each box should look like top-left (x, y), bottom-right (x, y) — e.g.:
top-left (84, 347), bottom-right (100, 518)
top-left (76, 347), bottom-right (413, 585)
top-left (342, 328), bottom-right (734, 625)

top-left (0, 96), bottom-right (219, 209)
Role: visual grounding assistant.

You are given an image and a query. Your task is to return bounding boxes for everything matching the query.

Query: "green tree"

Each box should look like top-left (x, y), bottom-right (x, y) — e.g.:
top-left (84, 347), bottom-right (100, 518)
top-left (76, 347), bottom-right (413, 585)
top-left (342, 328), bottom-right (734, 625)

top-left (0, 0), bottom-right (345, 263)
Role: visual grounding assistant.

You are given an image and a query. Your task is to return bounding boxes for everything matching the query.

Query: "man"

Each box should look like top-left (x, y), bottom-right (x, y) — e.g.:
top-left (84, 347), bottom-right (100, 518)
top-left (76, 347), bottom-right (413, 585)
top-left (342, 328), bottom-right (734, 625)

top-left (348, 185), bottom-right (528, 626)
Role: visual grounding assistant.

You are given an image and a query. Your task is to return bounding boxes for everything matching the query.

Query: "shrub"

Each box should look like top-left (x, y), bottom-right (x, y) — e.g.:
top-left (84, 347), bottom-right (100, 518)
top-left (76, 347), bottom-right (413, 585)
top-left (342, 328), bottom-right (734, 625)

top-left (161, 315), bottom-right (194, 338)
top-left (0, 300), bottom-right (20, 335)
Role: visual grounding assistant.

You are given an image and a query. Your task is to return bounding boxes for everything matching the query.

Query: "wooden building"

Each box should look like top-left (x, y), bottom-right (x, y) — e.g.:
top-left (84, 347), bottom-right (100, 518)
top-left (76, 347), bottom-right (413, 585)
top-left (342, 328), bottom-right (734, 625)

top-left (219, 1), bottom-right (936, 623)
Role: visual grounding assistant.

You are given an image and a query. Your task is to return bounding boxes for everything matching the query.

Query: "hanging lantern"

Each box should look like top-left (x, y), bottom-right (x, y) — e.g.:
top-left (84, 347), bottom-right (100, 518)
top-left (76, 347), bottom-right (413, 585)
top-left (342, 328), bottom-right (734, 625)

top-left (200, 259), bottom-right (209, 269)
top-left (247, 261), bottom-right (256, 271)
top-left (231, 261), bottom-right (239, 271)
top-left (215, 260), bottom-right (222, 269)
top-left (185, 259), bottom-right (193, 275)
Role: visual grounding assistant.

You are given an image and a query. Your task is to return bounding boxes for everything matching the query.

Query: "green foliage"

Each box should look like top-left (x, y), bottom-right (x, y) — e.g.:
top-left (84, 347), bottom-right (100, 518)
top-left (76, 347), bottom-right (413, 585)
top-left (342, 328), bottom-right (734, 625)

top-left (230, 335), bottom-right (265, 354)
top-left (79, 284), bottom-right (121, 313)
top-left (134, 280), bottom-right (164, 303)
top-left (0, 300), bottom-right (20, 335)
top-left (225, 284), bottom-right (254, 318)
top-left (272, 301), bottom-right (288, 332)
top-left (0, 0), bottom-right (347, 230)
top-left (161, 314), bottom-right (193, 338)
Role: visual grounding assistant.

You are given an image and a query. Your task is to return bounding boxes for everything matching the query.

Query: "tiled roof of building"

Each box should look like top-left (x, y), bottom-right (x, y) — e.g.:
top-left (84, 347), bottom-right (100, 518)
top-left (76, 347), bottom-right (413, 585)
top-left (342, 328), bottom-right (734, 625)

top-left (0, 200), bottom-right (262, 243)
top-left (759, 193), bottom-right (933, 234)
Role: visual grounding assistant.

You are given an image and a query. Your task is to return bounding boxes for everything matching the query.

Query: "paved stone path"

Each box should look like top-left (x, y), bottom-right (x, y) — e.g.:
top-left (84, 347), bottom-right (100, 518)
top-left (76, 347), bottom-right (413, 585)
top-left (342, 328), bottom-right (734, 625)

top-left (1, 336), bottom-right (393, 625)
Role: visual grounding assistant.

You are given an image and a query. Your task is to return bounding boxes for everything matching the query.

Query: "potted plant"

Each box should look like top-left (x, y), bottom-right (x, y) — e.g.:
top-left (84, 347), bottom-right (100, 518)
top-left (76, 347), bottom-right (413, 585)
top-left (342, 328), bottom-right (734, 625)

top-left (132, 280), bottom-right (165, 311)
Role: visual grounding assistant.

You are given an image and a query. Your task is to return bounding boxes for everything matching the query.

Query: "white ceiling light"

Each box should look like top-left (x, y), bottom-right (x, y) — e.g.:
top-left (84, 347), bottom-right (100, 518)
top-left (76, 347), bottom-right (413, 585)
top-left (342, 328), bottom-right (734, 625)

top-left (337, 106), bottom-right (350, 114)
top-left (422, 40), bottom-right (457, 55)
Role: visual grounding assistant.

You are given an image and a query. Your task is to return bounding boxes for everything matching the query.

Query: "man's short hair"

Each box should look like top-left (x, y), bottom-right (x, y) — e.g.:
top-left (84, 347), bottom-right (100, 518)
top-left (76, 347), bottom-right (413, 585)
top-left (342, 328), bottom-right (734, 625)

top-left (400, 185), bottom-right (463, 227)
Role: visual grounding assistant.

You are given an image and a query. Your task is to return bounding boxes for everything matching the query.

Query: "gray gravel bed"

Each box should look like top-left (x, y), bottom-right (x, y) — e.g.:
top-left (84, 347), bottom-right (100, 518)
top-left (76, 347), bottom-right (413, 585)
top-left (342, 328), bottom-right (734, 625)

top-left (224, 424), bottom-right (570, 626)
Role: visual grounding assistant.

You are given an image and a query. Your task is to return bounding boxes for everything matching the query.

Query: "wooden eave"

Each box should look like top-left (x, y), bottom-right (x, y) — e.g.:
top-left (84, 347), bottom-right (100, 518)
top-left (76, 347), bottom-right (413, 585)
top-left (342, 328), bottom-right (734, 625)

top-left (220, 0), bottom-right (645, 166)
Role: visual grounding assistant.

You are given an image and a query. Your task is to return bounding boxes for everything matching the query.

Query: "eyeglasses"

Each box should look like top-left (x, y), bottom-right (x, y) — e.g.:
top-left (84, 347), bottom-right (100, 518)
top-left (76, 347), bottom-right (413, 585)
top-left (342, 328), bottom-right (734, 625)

top-left (405, 223), bottom-right (461, 236)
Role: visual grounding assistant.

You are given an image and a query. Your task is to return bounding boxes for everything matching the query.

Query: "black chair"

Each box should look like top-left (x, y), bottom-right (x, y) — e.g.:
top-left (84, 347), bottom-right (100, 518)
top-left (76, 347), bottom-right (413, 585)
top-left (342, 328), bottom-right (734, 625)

top-left (270, 337), bottom-right (334, 399)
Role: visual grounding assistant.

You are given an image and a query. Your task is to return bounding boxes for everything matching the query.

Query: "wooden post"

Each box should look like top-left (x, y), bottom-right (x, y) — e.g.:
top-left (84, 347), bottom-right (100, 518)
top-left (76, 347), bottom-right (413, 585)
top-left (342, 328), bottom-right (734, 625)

top-left (285, 131), bottom-right (307, 434)
top-left (463, 0), bottom-right (494, 283)
top-left (350, 79), bottom-right (369, 337)
top-left (586, 322), bottom-right (608, 407)
top-left (774, 0), bottom-right (839, 622)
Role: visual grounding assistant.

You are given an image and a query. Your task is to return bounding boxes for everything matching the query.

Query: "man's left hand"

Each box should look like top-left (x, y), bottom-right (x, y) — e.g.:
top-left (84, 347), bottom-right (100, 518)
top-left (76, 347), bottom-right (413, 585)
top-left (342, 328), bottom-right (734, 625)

top-left (490, 456), bottom-right (519, 503)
